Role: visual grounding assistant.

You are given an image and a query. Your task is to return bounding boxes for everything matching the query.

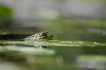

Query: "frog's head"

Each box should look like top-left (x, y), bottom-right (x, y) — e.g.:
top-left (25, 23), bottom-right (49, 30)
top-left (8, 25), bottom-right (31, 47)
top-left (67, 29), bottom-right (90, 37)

top-left (39, 31), bottom-right (53, 40)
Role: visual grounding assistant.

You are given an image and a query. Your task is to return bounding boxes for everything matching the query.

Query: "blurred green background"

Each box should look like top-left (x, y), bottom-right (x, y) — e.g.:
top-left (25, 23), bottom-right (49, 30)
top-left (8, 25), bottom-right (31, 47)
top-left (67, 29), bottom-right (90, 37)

top-left (0, 0), bottom-right (106, 70)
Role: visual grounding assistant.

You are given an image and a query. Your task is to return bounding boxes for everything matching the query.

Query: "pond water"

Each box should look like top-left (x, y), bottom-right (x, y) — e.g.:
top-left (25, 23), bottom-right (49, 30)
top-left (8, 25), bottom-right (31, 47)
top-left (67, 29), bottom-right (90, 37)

top-left (0, 20), bottom-right (106, 70)
top-left (0, 33), bottom-right (106, 70)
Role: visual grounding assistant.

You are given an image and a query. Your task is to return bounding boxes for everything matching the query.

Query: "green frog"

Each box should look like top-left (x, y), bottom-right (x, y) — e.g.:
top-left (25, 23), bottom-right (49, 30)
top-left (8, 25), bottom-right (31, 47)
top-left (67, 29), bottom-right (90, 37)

top-left (25, 31), bottom-right (53, 41)
top-left (24, 31), bottom-right (53, 48)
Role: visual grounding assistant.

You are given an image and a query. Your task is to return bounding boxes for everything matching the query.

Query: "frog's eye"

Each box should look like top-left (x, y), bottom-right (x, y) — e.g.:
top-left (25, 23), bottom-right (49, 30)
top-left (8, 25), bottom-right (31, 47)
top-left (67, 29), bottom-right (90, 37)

top-left (41, 32), bottom-right (48, 36)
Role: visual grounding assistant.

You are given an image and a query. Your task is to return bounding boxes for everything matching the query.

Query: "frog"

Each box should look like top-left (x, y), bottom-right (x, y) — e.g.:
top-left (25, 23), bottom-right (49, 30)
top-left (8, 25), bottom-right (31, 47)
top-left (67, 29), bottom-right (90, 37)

top-left (24, 31), bottom-right (53, 41)
top-left (24, 31), bottom-right (53, 48)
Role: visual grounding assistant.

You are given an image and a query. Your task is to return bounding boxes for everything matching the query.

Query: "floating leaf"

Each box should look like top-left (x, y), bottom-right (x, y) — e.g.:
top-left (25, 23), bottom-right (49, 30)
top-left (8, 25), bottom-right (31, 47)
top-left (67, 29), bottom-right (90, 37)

top-left (0, 40), bottom-right (105, 47)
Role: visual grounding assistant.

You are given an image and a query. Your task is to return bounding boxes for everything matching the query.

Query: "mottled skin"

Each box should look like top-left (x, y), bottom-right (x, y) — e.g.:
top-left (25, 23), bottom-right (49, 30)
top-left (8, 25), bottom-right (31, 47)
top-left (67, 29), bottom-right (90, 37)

top-left (24, 31), bottom-right (53, 48)
top-left (24, 31), bottom-right (53, 41)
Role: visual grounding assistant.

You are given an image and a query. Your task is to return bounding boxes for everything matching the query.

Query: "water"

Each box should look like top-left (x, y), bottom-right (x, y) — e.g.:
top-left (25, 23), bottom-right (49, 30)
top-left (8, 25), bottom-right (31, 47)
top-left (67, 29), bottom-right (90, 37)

top-left (0, 20), bottom-right (106, 70)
